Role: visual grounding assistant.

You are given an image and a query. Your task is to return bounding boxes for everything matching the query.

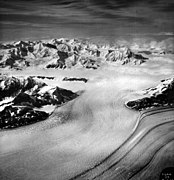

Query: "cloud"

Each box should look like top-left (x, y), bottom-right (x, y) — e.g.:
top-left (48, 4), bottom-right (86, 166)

top-left (156, 32), bottom-right (174, 36)
top-left (0, 0), bottom-right (173, 41)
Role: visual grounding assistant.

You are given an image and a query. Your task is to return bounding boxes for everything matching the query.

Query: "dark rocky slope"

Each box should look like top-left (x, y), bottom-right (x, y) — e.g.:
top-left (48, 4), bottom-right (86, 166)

top-left (0, 75), bottom-right (78, 129)
top-left (62, 77), bottom-right (88, 83)
top-left (125, 77), bottom-right (174, 111)
top-left (0, 106), bottom-right (49, 129)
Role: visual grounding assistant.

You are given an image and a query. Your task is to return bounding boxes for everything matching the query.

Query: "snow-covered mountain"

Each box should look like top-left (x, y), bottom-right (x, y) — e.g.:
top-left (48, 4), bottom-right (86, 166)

top-left (0, 75), bottom-right (78, 129)
top-left (125, 77), bottom-right (174, 110)
top-left (0, 38), bottom-right (149, 70)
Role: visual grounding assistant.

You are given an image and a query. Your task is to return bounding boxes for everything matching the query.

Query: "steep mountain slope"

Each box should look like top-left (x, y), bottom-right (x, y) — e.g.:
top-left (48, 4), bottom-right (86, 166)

top-left (0, 38), bottom-right (149, 70)
top-left (0, 75), bottom-right (78, 129)
top-left (125, 77), bottom-right (174, 110)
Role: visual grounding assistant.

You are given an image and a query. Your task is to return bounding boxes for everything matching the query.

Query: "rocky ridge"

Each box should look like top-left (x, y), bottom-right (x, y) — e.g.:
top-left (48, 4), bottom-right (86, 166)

top-left (62, 77), bottom-right (88, 83)
top-left (0, 75), bottom-right (78, 129)
top-left (125, 77), bottom-right (174, 111)
top-left (0, 38), bottom-right (149, 70)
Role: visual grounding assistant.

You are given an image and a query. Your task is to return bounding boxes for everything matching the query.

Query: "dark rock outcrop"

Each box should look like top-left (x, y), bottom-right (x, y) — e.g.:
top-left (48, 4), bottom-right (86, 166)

top-left (63, 77), bottom-right (88, 83)
top-left (138, 51), bottom-right (152, 55)
top-left (45, 43), bottom-right (57, 49)
top-left (13, 92), bottom-right (44, 108)
top-left (125, 77), bottom-right (174, 111)
top-left (0, 75), bottom-right (45, 101)
top-left (31, 76), bottom-right (55, 80)
top-left (0, 105), bottom-right (49, 129)
top-left (0, 75), bottom-right (21, 100)
top-left (0, 75), bottom-right (78, 129)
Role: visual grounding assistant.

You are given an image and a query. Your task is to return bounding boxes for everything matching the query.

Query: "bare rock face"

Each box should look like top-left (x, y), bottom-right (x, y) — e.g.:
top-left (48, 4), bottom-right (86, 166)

top-left (78, 56), bottom-right (100, 69)
top-left (105, 47), bottom-right (148, 65)
top-left (31, 76), bottom-right (55, 80)
top-left (138, 50), bottom-right (152, 55)
top-left (0, 76), bottom-right (22, 100)
top-left (0, 75), bottom-right (78, 129)
top-left (0, 38), bottom-right (149, 70)
top-left (63, 77), bottom-right (88, 83)
top-left (13, 92), bottom-right (45, 108)
top-left (0, 76), bottom-right (45, 101)
top-left (0, 106), bottom-right (49, 129)
top-left (125, 77), bottom-right (174, 111)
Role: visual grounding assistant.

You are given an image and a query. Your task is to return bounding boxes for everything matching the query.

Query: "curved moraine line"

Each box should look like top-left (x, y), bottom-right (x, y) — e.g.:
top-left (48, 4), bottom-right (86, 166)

top-left (70, 107), bottom-right (174, 180)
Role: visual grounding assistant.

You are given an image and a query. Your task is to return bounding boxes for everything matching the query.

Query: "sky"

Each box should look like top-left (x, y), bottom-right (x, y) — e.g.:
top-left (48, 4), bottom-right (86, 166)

top-left (0, 0), bottom-right (174, 42)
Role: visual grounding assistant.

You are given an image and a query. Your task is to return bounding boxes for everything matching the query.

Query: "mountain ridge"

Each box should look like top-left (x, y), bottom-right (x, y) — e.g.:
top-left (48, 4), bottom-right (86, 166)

top-left (0, 38), bottom-right (151, 70)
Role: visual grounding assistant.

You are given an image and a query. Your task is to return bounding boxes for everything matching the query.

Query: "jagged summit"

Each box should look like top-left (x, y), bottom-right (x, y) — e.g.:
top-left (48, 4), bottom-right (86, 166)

top-left (0, 38), bottom-right (149, 70)
top-left (0, 75), bottom-right (78, 129)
